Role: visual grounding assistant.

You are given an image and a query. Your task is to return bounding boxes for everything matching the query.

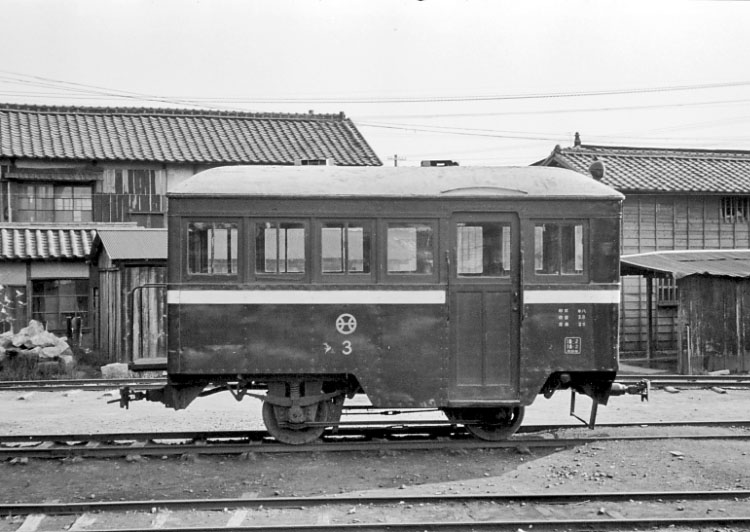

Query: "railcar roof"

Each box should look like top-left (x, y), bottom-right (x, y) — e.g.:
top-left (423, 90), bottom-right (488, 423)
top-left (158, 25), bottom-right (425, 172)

top-left (169, 165), bottom-right (624, 199)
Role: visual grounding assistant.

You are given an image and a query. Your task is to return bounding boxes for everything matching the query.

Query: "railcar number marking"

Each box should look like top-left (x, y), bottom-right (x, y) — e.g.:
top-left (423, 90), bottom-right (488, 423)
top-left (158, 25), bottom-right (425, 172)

top-left (564, 337), bottom-right (582, 355)
top-left (336, 313), bottom-right (357, 335)
top-left (322, 341), bottom-right (354, 356)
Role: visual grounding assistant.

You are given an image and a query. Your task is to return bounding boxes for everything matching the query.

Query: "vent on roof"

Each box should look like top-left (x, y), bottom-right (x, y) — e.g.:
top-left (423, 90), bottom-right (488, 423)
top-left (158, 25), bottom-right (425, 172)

top-left (295, 158), bottom-right (333, 166)
top-left (421, 160), bottom-right (460, 167)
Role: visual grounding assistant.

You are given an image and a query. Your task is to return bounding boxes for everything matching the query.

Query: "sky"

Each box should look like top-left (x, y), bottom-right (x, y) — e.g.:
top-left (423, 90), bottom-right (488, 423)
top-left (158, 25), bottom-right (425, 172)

top-left (1, 0), bottom-right (749, 166)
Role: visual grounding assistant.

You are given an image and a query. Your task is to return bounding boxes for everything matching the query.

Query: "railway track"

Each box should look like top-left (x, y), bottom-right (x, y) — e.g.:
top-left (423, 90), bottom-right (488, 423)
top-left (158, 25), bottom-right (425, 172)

top-left (3, 490), bottom-right (750, 531)
top-left (2, 422), bottom-right (748, 459)
top-left (1, 373), bottom-right (750, 392)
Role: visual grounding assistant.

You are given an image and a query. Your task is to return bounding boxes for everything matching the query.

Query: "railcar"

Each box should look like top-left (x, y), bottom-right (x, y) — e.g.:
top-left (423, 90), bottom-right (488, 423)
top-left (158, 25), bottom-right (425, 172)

top-left (123, 165), bottom-right (646, 444)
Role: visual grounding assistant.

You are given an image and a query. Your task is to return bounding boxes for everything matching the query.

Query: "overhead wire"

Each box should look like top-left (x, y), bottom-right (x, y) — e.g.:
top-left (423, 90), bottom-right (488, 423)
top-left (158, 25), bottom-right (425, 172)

top-left (1, 69), bottom-right (750, 106)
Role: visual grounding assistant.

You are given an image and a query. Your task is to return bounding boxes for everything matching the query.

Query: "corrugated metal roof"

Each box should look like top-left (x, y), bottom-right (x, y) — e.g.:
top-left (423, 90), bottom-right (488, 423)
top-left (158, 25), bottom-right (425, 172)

top-left (0, 103), bottom-right (382, 166)
top-left (538, 144), bottom-right (750, 193)
top-left (94, 229), bottom-right (167, 260)
top-left (621, 250), bottom-right (750, 279)
top-left (171, 165), bottom-right (624, 199)
top-left (0, 226), bottom-right (96, 260)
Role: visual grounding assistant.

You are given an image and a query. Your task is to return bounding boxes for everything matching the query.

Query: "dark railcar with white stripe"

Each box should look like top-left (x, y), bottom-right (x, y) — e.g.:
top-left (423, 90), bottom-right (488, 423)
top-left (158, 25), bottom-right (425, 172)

top-left (126, 165), bottom-right (646, 444)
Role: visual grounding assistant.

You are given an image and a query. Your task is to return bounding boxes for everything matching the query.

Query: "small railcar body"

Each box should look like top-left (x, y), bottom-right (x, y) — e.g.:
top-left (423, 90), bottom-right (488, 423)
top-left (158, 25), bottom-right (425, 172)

top-left (144, 165), bottom-right (634, 443)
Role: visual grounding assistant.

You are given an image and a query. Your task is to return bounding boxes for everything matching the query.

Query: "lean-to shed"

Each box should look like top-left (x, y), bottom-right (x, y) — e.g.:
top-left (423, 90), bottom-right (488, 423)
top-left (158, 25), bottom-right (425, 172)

top-left (621, 250), bottom-right (750, 374)
top-left (90, 228), bottom-right (167, 363)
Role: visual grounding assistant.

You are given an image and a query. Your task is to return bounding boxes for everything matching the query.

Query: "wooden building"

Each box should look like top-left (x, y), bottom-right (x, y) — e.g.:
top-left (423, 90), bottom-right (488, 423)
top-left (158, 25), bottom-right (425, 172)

top-left (537, 138), bottom-right (750, 369)
top-left (0, 103), bottom-right (381, 359)
top-left (90, 228), bottom-right (167, 364)
top-left (622, 250), bottom-right (750, 374)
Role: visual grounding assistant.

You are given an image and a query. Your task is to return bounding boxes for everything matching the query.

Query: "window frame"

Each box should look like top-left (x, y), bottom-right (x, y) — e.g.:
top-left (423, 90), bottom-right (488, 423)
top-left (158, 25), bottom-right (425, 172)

top-left (453, 219), bottom-right (514, 283)
top-left (529, 219), bottom-right (589, 282)
top-left (30, 278), bottom-right (89, 334)
top-left (315, 219), bottom-right (375, 284)
top-left (183, 218), bottom-right (242, 282)
top-left (720, 196), bottom-right (750, 224)
top-left (11, 181), bottom-right (93, 223)
top-left (250, 218), bottom-right (310, 283)
top-left (0, 284), bottom-right (28, 333)
top-left (380, 219), bottom-right (439, 284)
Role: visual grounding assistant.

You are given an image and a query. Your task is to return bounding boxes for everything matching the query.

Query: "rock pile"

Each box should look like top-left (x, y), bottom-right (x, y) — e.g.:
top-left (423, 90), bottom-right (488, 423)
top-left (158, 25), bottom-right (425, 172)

top-left (0, 320), bottom-right (75, 371)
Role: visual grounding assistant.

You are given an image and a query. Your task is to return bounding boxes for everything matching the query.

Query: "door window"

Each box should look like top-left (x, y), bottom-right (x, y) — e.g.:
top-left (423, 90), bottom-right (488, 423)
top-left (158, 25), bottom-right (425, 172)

top-left (456, 222), bottom-right (511, 277)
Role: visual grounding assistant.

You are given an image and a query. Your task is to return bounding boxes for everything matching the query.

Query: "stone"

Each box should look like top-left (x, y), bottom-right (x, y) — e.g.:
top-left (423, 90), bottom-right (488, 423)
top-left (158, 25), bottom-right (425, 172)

top-left (101, 363), bottom-right (131, 378)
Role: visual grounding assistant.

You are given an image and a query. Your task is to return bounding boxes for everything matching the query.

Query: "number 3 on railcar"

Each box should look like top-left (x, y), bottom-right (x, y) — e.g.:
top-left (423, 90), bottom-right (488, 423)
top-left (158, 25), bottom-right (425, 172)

top-left (122, 165), bottom-right (647, 444)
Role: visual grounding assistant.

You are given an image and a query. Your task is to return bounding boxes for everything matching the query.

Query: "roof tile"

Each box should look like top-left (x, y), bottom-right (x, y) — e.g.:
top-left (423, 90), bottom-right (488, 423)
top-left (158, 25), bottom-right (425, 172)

top-left (0, 103), bottom-right (381, 166)
top-left (541, 144), bottom-right (750, 193)
top-left (0, 226), bottom-right (96, 260)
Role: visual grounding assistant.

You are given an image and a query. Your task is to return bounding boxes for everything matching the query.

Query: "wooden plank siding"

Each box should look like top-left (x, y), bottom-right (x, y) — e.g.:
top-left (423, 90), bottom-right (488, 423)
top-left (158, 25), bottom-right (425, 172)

top-left (127, 267), bottom-right (166, 361)
top-left (93, 168), bottom-right (168, 226)
top-left (96, 250), bottom-right (166, 363)
top-left (620, 194), bottom-right (750, 355)
top-left (678, 277), bottom-right (750, 373)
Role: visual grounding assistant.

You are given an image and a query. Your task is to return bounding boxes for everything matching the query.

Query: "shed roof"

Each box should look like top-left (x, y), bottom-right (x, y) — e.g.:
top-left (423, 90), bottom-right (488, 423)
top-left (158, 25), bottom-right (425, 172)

top-left (537, 143), bottom-right (750, 193)
top-left (621, 250), bottom-right (750, 279)
top-left (170, 165), bottom-right (624, 199)
top-left (94, 229), bottom-right (167, 261)
top-left (0, 103), bottom-right (381, 166)
top-left (0, 225), bottom-right (97, 260)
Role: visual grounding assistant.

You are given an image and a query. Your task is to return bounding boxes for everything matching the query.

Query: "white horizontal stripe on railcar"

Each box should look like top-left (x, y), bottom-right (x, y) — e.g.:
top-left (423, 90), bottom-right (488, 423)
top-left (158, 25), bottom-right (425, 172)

top-left (524, 289), bottom-right (620, 304)
top-left (167, 290), bottom-right (447, 305)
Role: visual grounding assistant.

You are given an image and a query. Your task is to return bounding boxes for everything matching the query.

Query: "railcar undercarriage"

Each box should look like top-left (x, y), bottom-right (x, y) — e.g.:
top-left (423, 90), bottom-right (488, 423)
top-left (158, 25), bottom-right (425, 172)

top-left (119, 372), bottom-right (649, 445)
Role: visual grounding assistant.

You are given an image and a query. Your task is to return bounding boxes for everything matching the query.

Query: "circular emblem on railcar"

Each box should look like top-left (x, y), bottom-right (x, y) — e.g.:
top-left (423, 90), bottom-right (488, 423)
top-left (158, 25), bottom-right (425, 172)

top-left (335, 313), bottom-right (357, 335)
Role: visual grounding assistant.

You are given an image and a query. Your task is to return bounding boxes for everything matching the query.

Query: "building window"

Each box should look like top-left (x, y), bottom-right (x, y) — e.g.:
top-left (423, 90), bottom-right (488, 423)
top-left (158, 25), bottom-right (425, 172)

top-left (256, 222), bottom-right (306, 274)
top-left (187, 222), bottom-right (238, 275)
top-left (13, 183), bottom-right (92, 222)
top-left (456, 222), bottom-right (511, 277)
top-left (534, 222), bottom-right (584, 275)
top-left (720, 196), bottom-right (750, 223)
top-left (0, 285), bottom-right (27, 333)
top-left (321, 222), bottom-right (371, 274)
top-left (386, 223), bottom-right (434, 274)
top-left (656, 277), bottom-right (679, 307)
top-left (31, 280), bottom-right (88, 333)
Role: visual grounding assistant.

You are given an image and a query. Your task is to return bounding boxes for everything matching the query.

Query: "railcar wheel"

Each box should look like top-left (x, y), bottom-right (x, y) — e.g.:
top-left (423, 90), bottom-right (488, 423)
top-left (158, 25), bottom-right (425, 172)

top-left (262, 392), bottom-right (345, 445)
top-left (444, 406), bottom-right (525, 441)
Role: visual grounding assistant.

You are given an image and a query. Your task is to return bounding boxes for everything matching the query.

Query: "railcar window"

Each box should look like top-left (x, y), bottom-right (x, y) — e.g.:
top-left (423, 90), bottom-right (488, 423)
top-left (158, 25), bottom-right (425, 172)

top-left (256, 222), bottom-right (306, 274)
top-left (387, 223), bottom-right (434, 274)
top-left (534, 223), bottom-right (583, 275)
top-left (457, 222), bottom-right (511, 277)
top-left (321, 223), bottom-right (371, 274)
top-left (187, 222), bottom-right (238, 275)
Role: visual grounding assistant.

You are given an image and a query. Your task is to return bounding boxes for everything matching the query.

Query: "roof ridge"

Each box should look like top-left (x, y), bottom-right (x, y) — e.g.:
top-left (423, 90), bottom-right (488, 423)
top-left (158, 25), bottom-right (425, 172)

top-left (0, 102), bottom-right (348, 121)
top-left (569, 144), bottom-right (750, 158)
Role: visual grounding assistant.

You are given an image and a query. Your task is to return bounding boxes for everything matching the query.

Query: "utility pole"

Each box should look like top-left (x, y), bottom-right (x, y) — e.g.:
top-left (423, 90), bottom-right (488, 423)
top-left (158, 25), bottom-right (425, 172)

top-left (388, 154), bottom-right (406, 167)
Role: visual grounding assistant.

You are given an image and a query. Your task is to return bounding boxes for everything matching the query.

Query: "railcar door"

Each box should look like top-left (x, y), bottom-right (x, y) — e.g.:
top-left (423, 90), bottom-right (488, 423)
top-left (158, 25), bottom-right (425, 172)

top-left (449, 214), bottom-right (520, 402)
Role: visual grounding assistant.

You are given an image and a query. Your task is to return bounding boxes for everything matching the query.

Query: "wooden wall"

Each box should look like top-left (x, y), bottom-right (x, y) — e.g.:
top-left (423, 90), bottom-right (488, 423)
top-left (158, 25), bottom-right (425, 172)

top-left (620, 194), bottom-right (750, 356)
top-left (678, 276), bottom-right (750, 373)
top-left (96, 255), bottom-right (166, 363)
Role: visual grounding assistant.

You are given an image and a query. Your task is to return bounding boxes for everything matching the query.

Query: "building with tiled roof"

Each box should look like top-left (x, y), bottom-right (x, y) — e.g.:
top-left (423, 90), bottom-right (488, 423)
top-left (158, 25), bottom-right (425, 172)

top-left (537, 140), bottom-right (750, 193)
top-left (0, 103), bottom-right (381, 356)
top-left (0, 103), bottom-right (381, 166)
top-left (537, 136), bottom-right (750, 371)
